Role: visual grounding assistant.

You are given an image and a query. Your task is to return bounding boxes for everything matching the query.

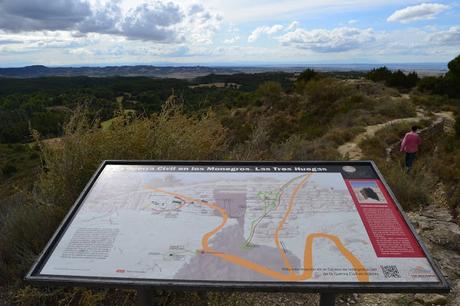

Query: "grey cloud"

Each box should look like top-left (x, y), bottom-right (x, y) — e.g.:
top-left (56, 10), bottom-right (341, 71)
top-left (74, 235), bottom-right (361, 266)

top-left (430, 26), bottom-right (460, 46)
top-left (120, 2), bottom-right (184, 42)
top-left (189, 4), bottom-right (205, 15)
top-left (77, 1), bottom-right (122, 34)
top-left (0, 39), bottom-right (21, 45)
top-left (0, 0), bottom-right (217, 44)
top-left (0, 0), bottom-right (91, 31)
top-left (279, 27), bottom-right (375, 53)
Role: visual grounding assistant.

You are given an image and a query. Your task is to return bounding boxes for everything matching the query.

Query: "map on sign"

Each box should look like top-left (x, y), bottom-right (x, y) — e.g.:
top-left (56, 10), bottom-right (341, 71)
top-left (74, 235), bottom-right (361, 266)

top-left (34, 162), bottom-right (443, 285)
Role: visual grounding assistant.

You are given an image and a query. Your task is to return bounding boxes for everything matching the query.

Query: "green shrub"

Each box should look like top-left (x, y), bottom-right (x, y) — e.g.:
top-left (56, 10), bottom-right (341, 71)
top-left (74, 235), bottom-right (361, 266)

top-left (255, 81), bottom-right (283, 109)
top-left (14, 286), bottom-right (74, 306)
top-left (272, 135), bottom-right (341, 161)
top-left (228, 120), bottom-right (271, 160)
top-left (0, 202), bottom-right (65, 283)
top-left (337, 94), bottom-right (371, 113)
top-left (29, 152), bottom-right (39, 160)
top-left (456, 113), bottom-right (460, 138)
top-left (374, 99), bottom-right (416, 119)
top-left (304, 78), bottom-right (350, 104)
top-left (14, 286), bottom-right (135, 306)
top-left (430, 137), bottom-right (460, 210)
top-left (294, 69), bottom-right (319, 93)
top-left (297, 68), bottom-right (318, 83)
top-left (379, 163), bottom-right (435, 210)
top-left (324, 127), bottom-right (366, 146)
top-left (13, 144), bottom-right (26, 153)
top-left (1, 162), bottom-right (17, 178)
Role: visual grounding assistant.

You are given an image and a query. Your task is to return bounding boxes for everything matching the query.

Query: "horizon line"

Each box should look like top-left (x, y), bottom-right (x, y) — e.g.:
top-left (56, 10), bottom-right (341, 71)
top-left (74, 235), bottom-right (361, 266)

top-left (0, 62), bottom-right (449, 70)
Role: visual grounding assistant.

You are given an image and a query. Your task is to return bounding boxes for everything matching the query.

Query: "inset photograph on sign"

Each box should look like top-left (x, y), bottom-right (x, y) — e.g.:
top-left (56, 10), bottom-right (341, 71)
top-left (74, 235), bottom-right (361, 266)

top-left (28, 161), bottom-right (448, 291)
top-left (349, 180), bottom-right (387, 204)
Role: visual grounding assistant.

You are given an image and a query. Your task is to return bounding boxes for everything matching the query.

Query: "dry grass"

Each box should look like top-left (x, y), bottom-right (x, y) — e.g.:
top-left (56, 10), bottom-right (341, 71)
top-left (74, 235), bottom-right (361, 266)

top-left (323, 126), bottom-right (366, 146)
top-left (37, 105), bottom-right (226, 209)
top-left (378, 162), bottom-right (435, 210)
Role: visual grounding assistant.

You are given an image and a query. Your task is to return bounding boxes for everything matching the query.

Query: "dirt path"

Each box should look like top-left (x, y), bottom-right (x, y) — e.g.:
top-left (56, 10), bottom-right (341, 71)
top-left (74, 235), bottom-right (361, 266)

top-left (337, 107), bottom-right (454, 160)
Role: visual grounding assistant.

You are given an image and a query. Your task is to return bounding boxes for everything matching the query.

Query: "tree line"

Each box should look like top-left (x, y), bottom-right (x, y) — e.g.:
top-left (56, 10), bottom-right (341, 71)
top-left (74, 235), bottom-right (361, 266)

top-left (365, 54), bottom-right (460, 97)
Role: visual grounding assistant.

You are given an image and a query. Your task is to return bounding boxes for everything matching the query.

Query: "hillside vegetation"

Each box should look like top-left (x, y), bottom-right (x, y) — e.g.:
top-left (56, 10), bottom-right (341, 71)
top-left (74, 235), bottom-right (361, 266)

top-left (0, 55), bottom-right (459, 305)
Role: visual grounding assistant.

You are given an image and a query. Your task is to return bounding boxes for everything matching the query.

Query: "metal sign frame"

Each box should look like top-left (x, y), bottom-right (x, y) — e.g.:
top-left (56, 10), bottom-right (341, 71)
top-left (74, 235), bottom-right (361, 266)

top-left (26, 160), bottom-right (450, 293)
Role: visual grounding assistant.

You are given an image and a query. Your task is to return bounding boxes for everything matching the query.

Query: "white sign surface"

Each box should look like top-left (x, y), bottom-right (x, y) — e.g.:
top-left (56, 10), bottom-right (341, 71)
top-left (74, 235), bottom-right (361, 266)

top-left (39, 164), bottom-right (440, 284)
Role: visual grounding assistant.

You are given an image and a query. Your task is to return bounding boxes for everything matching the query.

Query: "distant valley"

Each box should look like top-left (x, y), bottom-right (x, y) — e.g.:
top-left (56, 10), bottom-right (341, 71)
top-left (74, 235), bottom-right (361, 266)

top-left (0, 63), bottom-right (447, 79)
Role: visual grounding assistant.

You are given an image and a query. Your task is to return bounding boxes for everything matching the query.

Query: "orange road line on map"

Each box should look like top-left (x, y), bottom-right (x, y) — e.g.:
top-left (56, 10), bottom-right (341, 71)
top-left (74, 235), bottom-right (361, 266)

top-left (144, 178), bottom-right (369, 282)
top-left (274, 174), bottom-right (312, 275)
top-left (304, 233), bottom-right (368, 282)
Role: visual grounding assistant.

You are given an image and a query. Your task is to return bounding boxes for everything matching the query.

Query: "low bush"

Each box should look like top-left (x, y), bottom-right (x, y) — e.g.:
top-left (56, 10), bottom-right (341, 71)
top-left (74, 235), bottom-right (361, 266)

top-left (456, 113), bottom-right (460, 138)
top-left (254, 81), bottom-right (283, 109)
top-left (1, 162), bottom-right (17, 178)
top-left (374, 99), bottom-right (416, 119)
top-left (14, 286), bottom-right (136, 306)
top-left (323, 126), bottom-right (366, 146)
top-left (430, 137), bottom-right (460, 210)
top-left (303, 78), bottom-right (351, 104)
top-left (37, 105), bottom-right (227, 210)
top-left (0, 200), bottom-right (66, 283)
top-left (271, 135), bottom-right (341, 161)
top-left (379, 162), bottom-right (435, 210)
top-left (228, 119), bottom-right (271, 160)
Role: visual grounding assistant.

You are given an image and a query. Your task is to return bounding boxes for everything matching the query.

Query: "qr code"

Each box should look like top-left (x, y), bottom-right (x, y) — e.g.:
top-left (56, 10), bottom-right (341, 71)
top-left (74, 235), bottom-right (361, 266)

top-left (381, 265), bottom-right (401, 278)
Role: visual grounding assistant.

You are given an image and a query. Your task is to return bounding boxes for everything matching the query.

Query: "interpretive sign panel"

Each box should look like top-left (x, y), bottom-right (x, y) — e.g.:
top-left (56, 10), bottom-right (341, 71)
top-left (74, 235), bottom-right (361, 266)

top-left (27, 161), bottom-right (449, 292)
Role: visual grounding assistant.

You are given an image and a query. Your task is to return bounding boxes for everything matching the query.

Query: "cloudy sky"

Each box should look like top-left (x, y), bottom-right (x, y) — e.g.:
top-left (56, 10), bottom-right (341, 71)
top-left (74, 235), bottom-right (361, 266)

top-left (0, 0), bottom-right (459, 67)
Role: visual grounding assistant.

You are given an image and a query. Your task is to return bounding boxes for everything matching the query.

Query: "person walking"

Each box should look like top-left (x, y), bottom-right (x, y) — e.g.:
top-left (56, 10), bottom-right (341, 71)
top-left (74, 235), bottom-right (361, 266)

top-left (400, 125), bottom-right (422, 172)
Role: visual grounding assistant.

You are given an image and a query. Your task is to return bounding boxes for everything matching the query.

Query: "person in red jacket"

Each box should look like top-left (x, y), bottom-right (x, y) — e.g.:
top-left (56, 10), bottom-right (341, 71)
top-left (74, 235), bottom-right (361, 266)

top-left (400, 125), bottom-right (422, 171)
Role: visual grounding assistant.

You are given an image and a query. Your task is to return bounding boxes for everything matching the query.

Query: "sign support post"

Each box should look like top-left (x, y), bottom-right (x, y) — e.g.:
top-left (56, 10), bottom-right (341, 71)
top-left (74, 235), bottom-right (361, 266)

top-left (136, 288), bottom-right (154, 306)
top-left (319, 293), bottom-right (336, 306)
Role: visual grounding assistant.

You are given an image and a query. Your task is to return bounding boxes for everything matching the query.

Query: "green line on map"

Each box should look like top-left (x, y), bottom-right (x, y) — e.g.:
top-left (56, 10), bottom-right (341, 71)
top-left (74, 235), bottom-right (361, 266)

top-left (242, 174), bottom-right (306, 249)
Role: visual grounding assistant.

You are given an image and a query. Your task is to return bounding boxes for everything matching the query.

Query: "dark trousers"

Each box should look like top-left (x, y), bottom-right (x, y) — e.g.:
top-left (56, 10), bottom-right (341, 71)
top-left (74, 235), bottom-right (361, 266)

top-left (405, 152), bottom-right (417, 170)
